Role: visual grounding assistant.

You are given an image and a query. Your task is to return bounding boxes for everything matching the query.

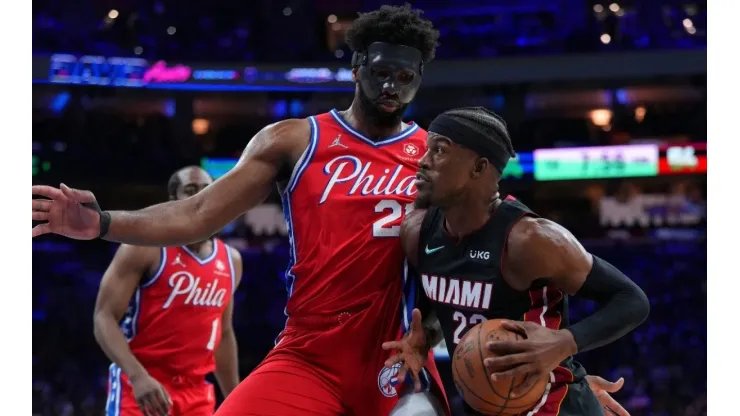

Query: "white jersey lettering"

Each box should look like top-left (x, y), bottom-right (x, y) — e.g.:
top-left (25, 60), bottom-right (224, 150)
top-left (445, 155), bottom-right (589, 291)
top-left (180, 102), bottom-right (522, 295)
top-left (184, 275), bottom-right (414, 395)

top-left (421, 274), bottom-right (493, 310)
top-left (320, 155), bottom-right (416, 204)
top-left (163, 271), bottom-right (227, 309)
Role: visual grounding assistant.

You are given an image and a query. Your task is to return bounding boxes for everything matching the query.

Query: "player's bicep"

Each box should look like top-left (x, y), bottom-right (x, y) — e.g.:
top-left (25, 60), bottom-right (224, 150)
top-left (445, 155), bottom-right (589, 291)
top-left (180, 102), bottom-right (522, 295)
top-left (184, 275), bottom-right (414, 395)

top-left (507, 218), bottom-right (592, 295)
top-left (94, 245), bottom-right (158, 321)
top-left (194, 119), bottom-right (310, 233)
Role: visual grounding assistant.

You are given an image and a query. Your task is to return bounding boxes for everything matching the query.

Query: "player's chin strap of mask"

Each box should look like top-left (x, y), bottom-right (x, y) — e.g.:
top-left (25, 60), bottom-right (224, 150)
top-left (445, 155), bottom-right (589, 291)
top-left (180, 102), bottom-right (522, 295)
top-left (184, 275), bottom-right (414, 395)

top-left (428, 113), bottom-right (510, 174)
top-left (567, 255), bottom-right (650, 353)
top-left (81, 201), bottom-right (112, 238)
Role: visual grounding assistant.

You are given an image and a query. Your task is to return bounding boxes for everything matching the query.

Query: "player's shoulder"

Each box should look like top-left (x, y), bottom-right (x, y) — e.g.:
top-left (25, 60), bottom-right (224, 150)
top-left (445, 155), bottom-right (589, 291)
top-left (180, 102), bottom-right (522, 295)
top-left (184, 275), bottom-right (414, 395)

top-left (115, 244), bottom-right (161, 261)
top-left (110, 244), bottom-right (162, 274)
top-left (214, 239), bottom-right (242, 265)
top-left (259, 118), bottom-right (311, 142)
top-left (401, 208), bottom-right (427, 240)
top-left (507, 217), bottom-right (577, 255)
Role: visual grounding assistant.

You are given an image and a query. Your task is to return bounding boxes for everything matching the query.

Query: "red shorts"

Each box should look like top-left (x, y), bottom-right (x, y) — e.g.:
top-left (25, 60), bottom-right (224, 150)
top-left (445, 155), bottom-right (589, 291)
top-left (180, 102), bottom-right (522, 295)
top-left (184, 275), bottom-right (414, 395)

top-left (215, 309), bottom-right (449, 416)
top-left (105, 364), bottom-right (216, 416)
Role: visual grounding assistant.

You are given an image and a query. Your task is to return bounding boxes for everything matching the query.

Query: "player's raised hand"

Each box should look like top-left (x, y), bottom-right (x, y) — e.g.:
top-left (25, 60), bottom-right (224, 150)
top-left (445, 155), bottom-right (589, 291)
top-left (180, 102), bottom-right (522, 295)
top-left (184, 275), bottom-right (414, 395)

top-left (382, 308), bottom-right (427, 392)
top-left (130, 372), bottom-right (173, 416)
top-left (483, 320), bottom-right (577, 398)
top-left (586, 376), bottom-right (629, 416)
top-left (32, 183), bottom-right (102, 239)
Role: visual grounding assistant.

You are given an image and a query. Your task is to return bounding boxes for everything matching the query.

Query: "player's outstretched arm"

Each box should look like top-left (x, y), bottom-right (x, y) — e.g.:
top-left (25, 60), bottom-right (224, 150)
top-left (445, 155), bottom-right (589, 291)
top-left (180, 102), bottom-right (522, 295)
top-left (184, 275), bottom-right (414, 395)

top-left (32, 119), bottom-right (310, 246)
top-left (93, 244), bottom-right (173, 415)
top-left (214, 246), bottom-right (243, 398)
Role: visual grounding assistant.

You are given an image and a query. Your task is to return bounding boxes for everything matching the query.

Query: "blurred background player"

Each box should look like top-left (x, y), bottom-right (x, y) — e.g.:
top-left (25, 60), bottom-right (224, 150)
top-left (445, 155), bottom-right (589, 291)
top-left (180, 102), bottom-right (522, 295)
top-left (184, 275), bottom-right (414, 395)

top-left (388, 107), bottom-right (649, 415)
top-left (30, 1), bottom-right (706, 415)
top-left (93, 166), bottom-right (242, 416)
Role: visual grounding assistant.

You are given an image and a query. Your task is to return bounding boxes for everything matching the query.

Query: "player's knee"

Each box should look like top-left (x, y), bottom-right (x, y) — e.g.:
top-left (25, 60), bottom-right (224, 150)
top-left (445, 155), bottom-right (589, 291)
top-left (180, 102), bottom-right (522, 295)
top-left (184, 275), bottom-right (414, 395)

top-left (390, 392), bottom-right (445, 416)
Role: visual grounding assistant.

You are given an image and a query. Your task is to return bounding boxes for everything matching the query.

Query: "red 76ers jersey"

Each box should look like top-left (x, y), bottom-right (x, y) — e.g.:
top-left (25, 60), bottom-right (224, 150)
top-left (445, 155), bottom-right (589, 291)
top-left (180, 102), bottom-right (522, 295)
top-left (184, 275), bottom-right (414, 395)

top-left (279, 110), bottom-right (426, 343)
top-left (121, 238), bottom-right (236, 377)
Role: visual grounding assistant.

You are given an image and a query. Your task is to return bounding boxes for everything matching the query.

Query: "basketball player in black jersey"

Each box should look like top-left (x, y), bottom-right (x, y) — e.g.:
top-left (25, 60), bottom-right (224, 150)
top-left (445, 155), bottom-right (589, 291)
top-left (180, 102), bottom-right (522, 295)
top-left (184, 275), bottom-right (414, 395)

top-left (384, 107), bottom-right (649, 415)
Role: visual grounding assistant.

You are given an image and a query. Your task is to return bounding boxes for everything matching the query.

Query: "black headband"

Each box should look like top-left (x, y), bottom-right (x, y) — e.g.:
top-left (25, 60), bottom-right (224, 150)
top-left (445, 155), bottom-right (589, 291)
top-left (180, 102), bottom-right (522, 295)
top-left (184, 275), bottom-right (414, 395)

top-left (428, 114), bottom-right (510, 173)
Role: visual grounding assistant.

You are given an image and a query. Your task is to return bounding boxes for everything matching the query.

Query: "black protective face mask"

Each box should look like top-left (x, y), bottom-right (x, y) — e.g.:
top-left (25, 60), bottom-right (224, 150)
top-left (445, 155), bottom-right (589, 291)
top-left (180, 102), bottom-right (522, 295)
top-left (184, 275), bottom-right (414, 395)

top-left (352, 42), bottom-right (424, 126)
top-left (356, 81), bottom-right (409, 128)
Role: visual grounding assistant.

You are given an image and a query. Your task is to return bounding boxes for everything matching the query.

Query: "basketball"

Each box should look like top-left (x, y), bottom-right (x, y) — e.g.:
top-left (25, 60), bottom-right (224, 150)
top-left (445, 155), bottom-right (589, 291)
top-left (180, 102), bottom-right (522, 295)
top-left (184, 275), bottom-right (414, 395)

top-left (452, 319), bottom-right (549, 415)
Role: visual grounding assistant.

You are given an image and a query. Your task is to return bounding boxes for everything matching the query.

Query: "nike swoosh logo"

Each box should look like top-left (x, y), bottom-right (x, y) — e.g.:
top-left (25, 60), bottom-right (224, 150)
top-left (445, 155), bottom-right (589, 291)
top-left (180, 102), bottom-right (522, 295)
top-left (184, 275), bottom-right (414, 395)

top-left (425, 245), bottom-right (444, 255)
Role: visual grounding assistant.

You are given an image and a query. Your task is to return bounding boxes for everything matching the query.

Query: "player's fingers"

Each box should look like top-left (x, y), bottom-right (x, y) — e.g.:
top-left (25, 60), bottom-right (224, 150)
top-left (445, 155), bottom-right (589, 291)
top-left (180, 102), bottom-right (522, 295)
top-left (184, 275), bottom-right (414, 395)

top-left (489, 362), bottom-right (534, 382)
top-left (32, 211), bottom-right (49, 222)
top-left (597, 376), bottom-right (625, 393)
top-left (411, 308), bottom-right (423, 331)
top-left (161, 386), bottom-right (173, 406)
top-left (485, 340), bottom-right (529, 356)
top-left (32, 185), bottom-right (63, 200)
top-left (410, 365), bottom-right (423, 392)
top-left (136, 398), bottom-right (154, 416)
top-left (500, 320), bottom-right (528, 335)
top-left (382, 341), bottom-right (403, 351)
top-left (60, 183), bottom-right (97, 203)
top-left (32, 199), bottom-right (52, 212)
top-left (483, 352), bottom-right (532, 372)
top-left (155, 389), bottom-right (172, 416)
top-left (509, 372), bottom-right (540, 398)
top-left (397, 362), bottom-right (409, 385)
top-left (597, 392), bottom-right (629, 416)
top-left (384, 352), bottom-right (404, 368)
top-left (32, 223), bottom-right (51, 238)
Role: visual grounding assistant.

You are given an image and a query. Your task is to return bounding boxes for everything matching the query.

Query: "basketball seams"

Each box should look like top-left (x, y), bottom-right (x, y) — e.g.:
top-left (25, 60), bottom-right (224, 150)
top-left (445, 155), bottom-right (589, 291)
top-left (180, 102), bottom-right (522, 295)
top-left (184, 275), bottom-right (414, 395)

top-left (454, 320), bottom-right (551, 415)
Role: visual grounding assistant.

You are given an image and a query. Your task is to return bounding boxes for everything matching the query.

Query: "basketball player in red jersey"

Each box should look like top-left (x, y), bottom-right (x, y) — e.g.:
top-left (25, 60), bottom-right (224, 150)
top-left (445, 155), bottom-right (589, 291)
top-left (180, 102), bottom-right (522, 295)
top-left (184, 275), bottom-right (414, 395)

top-left (32, 5), bottom-right (621, 415)
top-left (93, 166), bottom-right (242, 416)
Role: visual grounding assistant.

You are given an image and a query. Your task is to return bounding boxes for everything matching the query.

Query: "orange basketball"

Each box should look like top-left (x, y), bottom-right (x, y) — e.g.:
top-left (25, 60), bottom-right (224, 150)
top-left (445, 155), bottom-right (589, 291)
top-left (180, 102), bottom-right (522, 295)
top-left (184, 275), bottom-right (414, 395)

top-left (452, 319), bottom-right (549, 415)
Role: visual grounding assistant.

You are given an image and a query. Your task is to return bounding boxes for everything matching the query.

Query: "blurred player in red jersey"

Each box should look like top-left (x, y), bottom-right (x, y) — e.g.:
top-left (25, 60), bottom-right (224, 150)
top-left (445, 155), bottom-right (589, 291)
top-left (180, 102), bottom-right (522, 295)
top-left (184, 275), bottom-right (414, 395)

top-left (32, 5), bottom-right (623, 415)
top-left (93, 166), bottom-right (243, 416)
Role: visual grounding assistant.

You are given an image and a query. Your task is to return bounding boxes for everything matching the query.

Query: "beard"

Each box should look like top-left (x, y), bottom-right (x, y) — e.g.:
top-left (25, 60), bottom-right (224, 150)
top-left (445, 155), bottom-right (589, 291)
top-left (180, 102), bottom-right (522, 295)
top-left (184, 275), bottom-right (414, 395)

top-left (357, 84), bottom-right (409, 129)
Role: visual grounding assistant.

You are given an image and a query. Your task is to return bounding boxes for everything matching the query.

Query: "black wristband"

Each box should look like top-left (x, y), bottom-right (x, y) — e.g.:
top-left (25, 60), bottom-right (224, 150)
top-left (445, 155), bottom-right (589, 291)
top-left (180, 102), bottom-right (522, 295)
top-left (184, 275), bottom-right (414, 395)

top-left (81, 201), bottom-right (111, 238)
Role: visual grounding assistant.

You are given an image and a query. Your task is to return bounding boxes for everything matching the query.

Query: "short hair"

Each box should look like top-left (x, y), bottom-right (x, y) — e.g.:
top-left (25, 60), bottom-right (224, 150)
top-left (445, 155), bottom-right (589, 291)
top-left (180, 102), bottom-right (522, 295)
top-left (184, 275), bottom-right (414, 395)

top-left (345, 4), bottom-right (440, 63)
top-left (167, 165), bottom-right (210, 199)
top-left (441, 107), bottom-right (516, 160)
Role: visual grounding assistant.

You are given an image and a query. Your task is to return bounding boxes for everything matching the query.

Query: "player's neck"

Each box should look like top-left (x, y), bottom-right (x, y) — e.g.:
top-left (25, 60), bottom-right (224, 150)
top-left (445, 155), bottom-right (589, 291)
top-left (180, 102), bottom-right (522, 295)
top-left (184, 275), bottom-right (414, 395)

top-left (185, 239), bottom-right (213, 256)
top-left (342, 103), bottom-right (403, 139)
top-left (443, 197), bottom-right (501, 239)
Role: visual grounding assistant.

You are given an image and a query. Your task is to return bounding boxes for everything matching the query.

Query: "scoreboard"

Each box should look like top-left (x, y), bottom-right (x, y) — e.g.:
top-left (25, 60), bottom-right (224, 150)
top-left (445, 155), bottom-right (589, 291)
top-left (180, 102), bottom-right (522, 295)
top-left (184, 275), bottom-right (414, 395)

top-left (659, 142), bottom-right (707, 175)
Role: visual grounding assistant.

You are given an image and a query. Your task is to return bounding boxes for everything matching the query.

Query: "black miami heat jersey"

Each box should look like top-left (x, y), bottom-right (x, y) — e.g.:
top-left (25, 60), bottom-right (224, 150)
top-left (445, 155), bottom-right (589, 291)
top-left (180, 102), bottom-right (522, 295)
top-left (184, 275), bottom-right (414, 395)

top-left (416, 198), bottom-right (602, 416)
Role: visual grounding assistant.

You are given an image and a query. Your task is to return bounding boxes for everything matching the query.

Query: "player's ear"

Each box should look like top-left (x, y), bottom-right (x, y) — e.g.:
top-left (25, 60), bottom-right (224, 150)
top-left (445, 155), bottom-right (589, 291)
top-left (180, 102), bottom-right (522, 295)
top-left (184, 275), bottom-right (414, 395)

top-left (471, 157), bottom-right (488, 179)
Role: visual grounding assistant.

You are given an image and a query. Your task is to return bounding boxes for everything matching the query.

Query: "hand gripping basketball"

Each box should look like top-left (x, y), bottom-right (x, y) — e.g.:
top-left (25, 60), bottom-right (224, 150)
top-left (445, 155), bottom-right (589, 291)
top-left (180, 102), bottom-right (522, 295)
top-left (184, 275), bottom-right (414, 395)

top-left (382, 308), bottom-right (428, 393)
top-left (32, 184), bottom-right (105, 240)
top-left (483, 320), bottom-right (578, 399)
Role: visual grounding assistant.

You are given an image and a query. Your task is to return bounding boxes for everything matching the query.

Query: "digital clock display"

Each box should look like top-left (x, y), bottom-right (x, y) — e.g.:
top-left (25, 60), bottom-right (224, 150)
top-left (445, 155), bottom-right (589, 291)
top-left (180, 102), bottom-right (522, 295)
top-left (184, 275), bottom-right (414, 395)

top-left (533, 144), bottom-right (659, 181)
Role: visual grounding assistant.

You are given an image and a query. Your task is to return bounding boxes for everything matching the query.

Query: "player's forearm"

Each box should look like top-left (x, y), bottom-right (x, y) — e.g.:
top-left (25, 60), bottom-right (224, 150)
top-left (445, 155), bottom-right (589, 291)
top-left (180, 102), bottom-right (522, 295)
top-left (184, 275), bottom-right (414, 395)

top-left (567, 255), bottom-right (650, 353)
top-left (93, 314), bottom-right (148, 379)
top-left (214, 328), bottom-right (240, 397)
top-left (104, 198), bottom-right (210, 246)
